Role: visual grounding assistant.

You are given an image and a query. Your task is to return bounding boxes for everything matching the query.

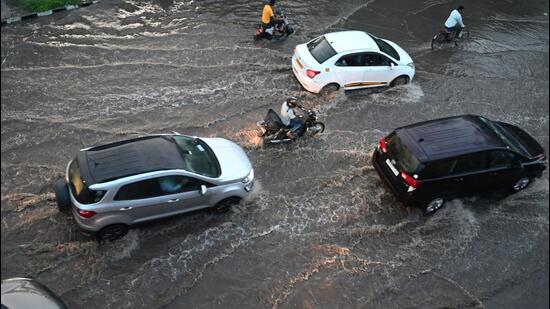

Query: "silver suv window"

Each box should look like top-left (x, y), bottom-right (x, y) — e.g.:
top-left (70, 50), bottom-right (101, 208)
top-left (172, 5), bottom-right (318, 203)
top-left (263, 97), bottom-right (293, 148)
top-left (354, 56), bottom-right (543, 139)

top-left (114, 176), bottom-right (205, 200)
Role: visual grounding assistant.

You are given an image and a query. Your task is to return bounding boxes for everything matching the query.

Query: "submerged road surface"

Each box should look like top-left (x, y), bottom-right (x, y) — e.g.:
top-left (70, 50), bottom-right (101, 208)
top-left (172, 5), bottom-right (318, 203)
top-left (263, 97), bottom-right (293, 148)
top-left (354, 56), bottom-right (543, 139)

top-left (1, 0), bottom-right (549, 308)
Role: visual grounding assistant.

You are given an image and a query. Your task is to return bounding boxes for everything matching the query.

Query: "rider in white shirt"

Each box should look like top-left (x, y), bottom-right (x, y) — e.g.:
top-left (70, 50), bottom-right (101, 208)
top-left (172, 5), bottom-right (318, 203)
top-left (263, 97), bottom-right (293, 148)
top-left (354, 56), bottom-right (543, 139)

top-left (444, 5), bottom-right (465, 39)
top-left (280, 97), bottom-right (303, 138)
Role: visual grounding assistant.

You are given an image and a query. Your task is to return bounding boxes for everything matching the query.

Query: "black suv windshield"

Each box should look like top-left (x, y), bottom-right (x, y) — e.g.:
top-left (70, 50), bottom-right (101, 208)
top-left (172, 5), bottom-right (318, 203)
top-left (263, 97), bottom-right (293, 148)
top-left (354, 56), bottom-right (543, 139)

top-left (387, 133), bottom-right (421, 173)
top-left (173, 136), bottom-right (220, 178)
top-left (367, 34), bottom-right (400, 61)
top-left (479, 117), bottom-right (523, 155)
top-left (307, 36), bottom-right (337, 64)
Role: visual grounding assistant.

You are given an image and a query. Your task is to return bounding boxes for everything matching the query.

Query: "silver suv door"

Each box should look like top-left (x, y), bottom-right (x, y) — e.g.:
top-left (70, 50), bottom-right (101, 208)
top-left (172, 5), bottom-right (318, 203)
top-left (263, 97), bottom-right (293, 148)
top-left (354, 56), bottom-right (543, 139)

top-left (156, 175), bottom-right (214, 216)
top-left (110, 178), bottom-right (172, 224)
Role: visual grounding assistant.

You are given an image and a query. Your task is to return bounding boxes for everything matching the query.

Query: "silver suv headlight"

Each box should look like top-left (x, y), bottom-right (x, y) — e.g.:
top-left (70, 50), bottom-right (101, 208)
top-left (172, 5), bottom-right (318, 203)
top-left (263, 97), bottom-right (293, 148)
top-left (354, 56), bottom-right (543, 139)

top-left (407, 62), bottom-right (415, 69)
top-left (242, 169), bottom-right (254, 184)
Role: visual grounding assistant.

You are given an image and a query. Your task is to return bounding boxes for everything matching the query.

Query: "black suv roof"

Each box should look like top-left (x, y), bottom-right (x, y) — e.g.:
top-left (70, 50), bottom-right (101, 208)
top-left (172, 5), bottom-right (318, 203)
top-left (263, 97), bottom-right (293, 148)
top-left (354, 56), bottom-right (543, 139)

top-left (77, 135), bottom-right (186, 185)
top-left (396, 115), bottom-right (505, 162)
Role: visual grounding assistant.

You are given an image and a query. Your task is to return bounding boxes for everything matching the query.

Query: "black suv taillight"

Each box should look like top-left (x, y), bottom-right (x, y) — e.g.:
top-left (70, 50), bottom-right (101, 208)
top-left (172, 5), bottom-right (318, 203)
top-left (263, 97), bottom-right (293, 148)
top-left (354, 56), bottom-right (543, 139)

top-left (400, 172), bottom-right (421, 189)
top-left (379, 137), bottom-right (388, 153)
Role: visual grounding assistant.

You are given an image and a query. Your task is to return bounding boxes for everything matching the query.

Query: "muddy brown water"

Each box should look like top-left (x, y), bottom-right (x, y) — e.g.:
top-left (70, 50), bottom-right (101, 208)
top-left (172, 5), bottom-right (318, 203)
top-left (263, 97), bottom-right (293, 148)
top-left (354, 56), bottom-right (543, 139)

top-left (1, 0), bottom-right (549, 308)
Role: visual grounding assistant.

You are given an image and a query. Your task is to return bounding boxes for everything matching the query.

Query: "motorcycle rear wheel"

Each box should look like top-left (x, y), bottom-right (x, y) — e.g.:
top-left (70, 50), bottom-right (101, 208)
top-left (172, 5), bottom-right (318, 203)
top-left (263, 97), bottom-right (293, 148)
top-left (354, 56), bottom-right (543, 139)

top-left (431, 33), bottom-right (446, 50)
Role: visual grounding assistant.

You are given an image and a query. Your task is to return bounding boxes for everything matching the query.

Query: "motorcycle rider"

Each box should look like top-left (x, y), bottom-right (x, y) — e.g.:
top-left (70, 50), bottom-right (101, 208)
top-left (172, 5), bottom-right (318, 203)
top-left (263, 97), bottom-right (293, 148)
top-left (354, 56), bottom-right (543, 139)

top-left (261, 0), bottom-right (284, 38)
top-left (280, 97), bottom-right (304, 138)
top-left (444, 5), bottom-right (465, 40)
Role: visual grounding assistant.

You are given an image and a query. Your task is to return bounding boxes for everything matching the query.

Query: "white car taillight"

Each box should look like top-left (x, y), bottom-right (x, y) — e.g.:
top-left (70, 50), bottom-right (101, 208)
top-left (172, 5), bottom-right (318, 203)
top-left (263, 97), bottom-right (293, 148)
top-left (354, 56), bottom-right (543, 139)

top-left (306, 69), bottom-right (321, 79)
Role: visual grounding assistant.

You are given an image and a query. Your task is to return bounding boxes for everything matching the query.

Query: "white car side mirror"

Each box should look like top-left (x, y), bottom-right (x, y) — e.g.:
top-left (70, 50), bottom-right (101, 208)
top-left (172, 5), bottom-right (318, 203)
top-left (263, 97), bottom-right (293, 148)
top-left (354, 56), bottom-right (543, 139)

top-left (200, 185), bottom-right (207, 196)
top-left (390, 63), bottom-right (395, 69)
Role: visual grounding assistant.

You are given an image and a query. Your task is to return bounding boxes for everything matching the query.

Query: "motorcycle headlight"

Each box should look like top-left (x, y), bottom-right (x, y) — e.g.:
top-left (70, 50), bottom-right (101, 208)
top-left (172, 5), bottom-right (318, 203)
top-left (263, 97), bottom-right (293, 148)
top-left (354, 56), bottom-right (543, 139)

top-left (407, 62), bottom-right (415, 69)
top-left (242, 169), bottom-right (254, 184)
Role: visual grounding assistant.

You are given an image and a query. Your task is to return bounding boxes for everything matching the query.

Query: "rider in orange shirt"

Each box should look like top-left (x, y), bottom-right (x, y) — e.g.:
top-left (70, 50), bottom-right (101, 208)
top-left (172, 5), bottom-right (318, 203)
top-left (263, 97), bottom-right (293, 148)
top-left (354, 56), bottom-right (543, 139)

top-left (261, 0), bottom-right (283, 36)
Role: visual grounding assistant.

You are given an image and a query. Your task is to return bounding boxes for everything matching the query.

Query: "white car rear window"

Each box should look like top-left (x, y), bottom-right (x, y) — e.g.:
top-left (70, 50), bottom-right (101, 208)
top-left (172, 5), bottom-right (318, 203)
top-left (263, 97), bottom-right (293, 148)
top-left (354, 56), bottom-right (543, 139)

top-left (307, 36), bottom-right (337, 64)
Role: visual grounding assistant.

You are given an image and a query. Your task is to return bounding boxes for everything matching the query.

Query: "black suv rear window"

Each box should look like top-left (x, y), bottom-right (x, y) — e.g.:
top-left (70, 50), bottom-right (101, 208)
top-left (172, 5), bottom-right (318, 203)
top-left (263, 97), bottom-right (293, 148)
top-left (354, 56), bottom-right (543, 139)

top-left (387, 133), bottom-right (421, 173)
top-left (307, 36), bottom-right (337, 64)
top-left (367, 34), bottom-right (400, 61)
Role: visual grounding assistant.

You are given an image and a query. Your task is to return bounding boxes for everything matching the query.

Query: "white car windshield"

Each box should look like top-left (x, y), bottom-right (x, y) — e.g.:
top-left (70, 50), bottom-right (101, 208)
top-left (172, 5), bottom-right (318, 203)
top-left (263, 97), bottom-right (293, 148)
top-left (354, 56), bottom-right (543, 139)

top-left (368, 34), bottom-right (400, 61)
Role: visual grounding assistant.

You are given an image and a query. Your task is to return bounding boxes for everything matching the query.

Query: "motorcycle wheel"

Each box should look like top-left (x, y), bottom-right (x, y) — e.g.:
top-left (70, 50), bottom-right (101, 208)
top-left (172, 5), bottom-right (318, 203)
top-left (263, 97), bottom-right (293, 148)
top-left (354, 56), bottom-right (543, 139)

top-left (431, 33), bottom-right (446, 50)
top-left (459, 29), bottom-right (470, 40)
top-left (286, 26), bottom-right (294, 36)
top-left (310, 122), bottom-right (325, 135)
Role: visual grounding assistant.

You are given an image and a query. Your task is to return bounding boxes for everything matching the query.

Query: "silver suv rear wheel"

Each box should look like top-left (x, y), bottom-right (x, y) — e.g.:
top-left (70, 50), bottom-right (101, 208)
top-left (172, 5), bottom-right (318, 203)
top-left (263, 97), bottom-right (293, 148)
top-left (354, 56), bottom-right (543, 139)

top-left (97, 224), bottom-right (129, 243)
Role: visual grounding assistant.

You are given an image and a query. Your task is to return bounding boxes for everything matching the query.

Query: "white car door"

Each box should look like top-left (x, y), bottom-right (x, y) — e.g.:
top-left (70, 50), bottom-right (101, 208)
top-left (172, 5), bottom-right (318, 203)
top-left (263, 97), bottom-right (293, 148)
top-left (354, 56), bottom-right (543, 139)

top-left (333, 53), bottom-right (370, 90)
top-left (362, 52), bottom-right (398, 87)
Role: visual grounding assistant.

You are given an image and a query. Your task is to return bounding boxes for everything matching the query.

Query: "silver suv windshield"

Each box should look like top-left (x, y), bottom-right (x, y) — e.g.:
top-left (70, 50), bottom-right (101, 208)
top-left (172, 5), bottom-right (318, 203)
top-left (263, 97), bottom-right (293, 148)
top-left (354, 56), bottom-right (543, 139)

top-left (173, 136), bottom-right (220, 178)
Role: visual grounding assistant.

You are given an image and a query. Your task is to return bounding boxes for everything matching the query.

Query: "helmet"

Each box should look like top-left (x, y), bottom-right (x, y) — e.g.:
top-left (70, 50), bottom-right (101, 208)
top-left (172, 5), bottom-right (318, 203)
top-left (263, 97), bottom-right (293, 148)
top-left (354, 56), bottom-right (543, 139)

top-left (286, 96), bottom-right (298, 107)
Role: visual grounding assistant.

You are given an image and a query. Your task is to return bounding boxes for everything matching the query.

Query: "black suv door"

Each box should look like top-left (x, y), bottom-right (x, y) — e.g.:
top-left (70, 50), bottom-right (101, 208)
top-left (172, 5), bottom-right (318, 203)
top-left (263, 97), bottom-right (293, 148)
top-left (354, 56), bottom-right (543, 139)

top-left (450, 151), bottom-right (491, 196)
top-left (417, 159), bottom-right (459, 201)
top-left (484, 150), bottom-right (523, 190)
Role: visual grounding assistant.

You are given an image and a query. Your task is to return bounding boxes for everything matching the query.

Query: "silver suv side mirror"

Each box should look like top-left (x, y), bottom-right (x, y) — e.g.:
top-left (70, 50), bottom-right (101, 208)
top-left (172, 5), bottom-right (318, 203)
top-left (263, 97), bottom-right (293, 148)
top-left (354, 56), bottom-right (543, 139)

top-left (200, 185), bottom-right (207, 196)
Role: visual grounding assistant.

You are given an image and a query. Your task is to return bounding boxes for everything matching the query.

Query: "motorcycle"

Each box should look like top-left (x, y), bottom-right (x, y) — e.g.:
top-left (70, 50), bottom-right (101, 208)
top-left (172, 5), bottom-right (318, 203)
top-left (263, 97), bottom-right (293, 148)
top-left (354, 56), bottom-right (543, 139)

top-left (254, 11), bottom-right (294, 41)
top-left (256, 106), bottom-right (325, 144)
top-left (431, 27), bottom-right (470, 49)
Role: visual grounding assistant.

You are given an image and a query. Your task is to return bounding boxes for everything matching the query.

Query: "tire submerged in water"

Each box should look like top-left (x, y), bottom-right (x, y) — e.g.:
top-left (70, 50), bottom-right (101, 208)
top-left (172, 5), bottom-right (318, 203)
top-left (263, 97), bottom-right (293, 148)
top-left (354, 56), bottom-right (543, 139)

top-left (54, 179), bottom-right (71, 212)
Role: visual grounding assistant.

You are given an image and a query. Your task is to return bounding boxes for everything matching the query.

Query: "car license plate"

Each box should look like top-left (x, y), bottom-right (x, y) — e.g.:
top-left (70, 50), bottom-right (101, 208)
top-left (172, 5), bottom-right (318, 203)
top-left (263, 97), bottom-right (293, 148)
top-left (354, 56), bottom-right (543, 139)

top-left (385, 159), bottom-right (399, 176)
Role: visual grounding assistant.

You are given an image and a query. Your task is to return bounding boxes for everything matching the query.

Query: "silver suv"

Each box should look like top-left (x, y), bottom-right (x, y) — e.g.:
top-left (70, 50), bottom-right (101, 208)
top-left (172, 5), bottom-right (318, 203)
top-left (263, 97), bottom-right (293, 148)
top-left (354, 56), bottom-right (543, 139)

top-left (55, 134), bottom-right (254, 242)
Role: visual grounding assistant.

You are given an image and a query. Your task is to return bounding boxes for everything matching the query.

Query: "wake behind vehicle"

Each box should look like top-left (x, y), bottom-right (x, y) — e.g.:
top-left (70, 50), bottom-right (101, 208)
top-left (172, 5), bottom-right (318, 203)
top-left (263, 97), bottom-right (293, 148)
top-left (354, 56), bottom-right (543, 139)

top-left (292, 31), bottom-right (415, 94)
top-left (372, 115), bottom-right (546, 214)
top-left (431, 27), bottom-right (470, 49)
top-left (254, 11), bottom-right (294, 41)
top-left (54, 134), bottom-right (255, 242)
top-left (256, 106), bottom-right (324, 144)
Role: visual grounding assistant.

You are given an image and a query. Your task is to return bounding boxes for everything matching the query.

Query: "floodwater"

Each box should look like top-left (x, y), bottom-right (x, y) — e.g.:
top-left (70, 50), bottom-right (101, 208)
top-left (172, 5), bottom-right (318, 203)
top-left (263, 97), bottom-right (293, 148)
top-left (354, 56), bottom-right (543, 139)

top-left (1, 0), bottom-right (549, 308)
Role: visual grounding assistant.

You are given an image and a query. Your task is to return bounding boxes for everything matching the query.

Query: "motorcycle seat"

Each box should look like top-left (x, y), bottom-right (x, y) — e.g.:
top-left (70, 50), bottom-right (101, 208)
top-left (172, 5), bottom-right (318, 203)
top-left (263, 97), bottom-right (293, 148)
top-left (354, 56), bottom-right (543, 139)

top-left (264, 109), bottom-right (284, 130)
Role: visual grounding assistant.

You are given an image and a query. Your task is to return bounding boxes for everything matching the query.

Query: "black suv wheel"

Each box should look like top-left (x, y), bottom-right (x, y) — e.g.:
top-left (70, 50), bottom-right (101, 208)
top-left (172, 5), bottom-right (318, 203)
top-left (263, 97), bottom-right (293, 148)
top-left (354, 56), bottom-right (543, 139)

top-left (512, 177), bottom-right (531, 192)
top-left (424, 198), bottom-right (445, 215)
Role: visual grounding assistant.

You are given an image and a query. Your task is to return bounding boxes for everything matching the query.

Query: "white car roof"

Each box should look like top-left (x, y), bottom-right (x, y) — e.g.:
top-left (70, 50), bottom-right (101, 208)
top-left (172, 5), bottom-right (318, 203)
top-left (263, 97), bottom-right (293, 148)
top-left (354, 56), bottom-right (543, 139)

top-left (324, 31), bottom-right (379, 53)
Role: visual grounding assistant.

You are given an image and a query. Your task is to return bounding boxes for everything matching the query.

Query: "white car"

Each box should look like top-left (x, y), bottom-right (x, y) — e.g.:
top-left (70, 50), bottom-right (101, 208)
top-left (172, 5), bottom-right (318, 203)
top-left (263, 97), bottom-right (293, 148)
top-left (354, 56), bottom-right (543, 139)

top-left (292, 31), bottom-right (415, 93)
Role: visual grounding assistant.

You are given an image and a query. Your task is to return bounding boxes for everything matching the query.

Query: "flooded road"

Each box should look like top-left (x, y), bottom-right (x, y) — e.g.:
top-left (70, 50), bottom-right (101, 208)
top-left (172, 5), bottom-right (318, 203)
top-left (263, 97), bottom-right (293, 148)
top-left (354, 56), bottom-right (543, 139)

top-left (1, 0), bottom-right (549, 308)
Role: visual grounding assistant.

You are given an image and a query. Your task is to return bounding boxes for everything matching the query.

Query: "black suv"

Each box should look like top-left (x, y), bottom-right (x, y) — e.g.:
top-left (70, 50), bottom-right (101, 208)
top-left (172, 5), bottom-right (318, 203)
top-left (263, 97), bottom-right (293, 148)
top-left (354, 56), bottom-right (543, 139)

top-left (372, 115), bottom-right (546, 214)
